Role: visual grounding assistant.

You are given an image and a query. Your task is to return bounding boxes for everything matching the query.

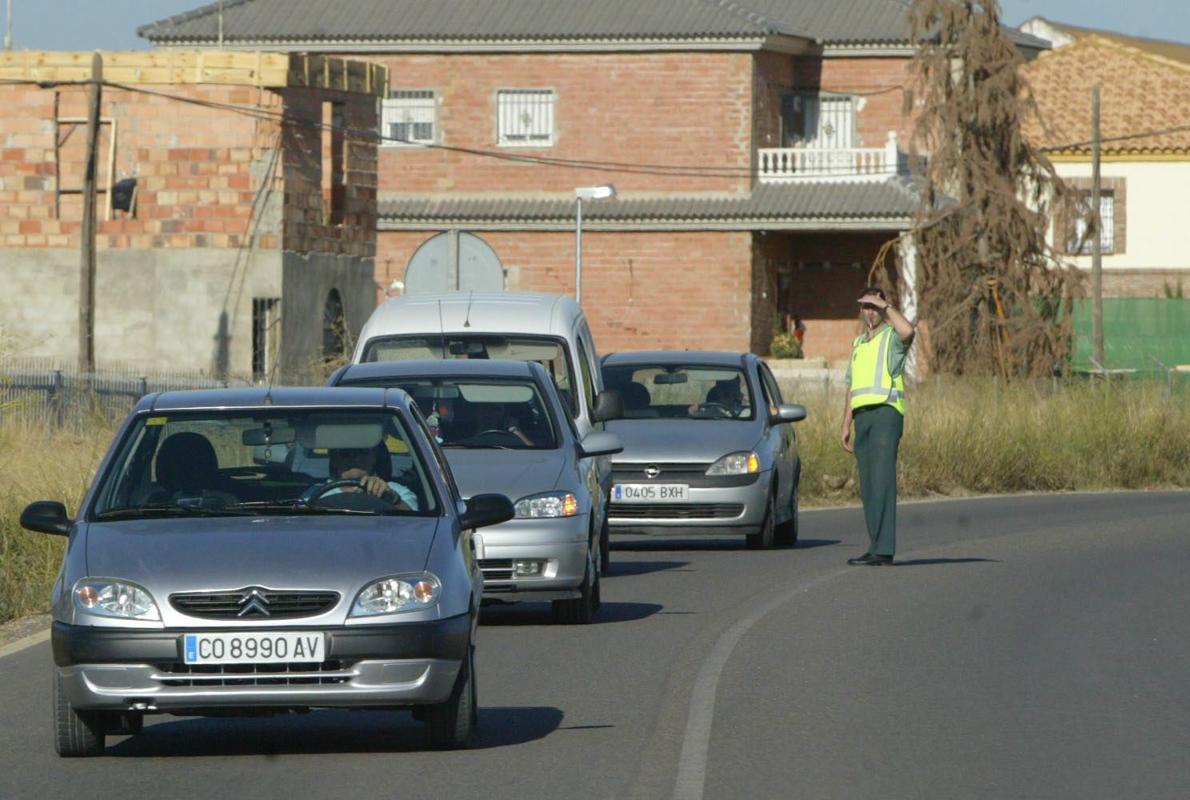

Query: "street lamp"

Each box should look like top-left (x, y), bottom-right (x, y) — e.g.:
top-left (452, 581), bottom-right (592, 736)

top-left (574, 184), bottom-right (616, 304)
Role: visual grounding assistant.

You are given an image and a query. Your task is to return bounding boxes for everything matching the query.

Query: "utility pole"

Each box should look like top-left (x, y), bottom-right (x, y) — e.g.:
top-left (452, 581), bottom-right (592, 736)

top-left (1091, 85), bottom-right (1104, 369)
top-left (5, 0), bottom-right (13, 51)
top-left (78, 51), bottom-right (102, 373)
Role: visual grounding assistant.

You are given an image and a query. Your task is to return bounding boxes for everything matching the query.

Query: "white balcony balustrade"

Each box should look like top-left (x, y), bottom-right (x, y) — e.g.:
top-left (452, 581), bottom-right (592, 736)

top-left (759, 131), bottom-right (909, 183)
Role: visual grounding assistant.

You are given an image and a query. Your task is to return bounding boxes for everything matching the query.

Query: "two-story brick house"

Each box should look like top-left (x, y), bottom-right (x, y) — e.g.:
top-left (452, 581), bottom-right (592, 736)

top-left (142, 1), bottom-right (1047, 363)
top-left (0, 49), bottom-right (385, 382)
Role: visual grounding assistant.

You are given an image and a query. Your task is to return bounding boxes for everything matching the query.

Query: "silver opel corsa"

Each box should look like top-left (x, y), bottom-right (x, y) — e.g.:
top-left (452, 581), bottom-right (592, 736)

top-left (601, 351), bottom-right (807, 548)
top-left (329, 360), bottom-right (623, 624)
top-left (20, 387), bottom-right (513, 756)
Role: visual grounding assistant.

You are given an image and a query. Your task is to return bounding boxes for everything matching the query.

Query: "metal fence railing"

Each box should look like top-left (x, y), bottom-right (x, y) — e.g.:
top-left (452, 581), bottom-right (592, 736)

top-left (0, 359), bottom-right (237, 429)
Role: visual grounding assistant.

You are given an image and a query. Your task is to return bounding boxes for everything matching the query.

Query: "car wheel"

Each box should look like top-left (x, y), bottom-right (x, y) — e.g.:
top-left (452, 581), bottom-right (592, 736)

top-left (774, 469), bottom-right (800, 547)
top-left (746, 489), bottom-right (776, 550)
top-left (425, 643), bottom-right (476, 750)
top-left (552, 550), bottom-right (600, 624)
top-left (53, 671), bottom-right (105, 757)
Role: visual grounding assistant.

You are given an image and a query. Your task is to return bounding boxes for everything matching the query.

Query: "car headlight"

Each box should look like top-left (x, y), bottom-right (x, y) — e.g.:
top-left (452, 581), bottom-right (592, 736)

top-left (351, 573), bottom-right (441, 617)
top-left (706, 451), bottom-right (761, 475)
top-left (73, 578), bottom-right (160, 621)
top-left (514, 492), bottom-right (579, 518)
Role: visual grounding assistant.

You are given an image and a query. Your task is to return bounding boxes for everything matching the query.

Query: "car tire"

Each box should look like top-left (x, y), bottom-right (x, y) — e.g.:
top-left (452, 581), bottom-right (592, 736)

top-left (53, 671), bottom-right (105, 758)
top-left (552, 550), bottom-right (600, 624)
top-left (746, 489), bottom-right (776, 550)
top-left (774, 469), bottom-right (800, 548)
top-left (599, 514), bottom-right (611, 574)
top-left (425, 643), bottom-right (476, 750)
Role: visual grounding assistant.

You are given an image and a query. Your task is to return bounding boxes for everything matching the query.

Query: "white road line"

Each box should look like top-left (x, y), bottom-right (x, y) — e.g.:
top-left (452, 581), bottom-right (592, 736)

top-left (0, 628), bottom-right (50, 659)
top-left (673, 567), bottom-right (849, 800)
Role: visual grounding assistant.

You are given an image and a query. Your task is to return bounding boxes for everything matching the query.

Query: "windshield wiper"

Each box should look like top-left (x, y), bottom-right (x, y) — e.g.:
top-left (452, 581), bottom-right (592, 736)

top-left (93, 504), bottom-right (252, 521)
top-left (232, 499), bottom-right (395, 516)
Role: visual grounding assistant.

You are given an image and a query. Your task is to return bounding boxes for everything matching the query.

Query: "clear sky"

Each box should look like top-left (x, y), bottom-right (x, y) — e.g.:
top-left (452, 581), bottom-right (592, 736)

top-left (3, 0), bottom-right (1189, 51)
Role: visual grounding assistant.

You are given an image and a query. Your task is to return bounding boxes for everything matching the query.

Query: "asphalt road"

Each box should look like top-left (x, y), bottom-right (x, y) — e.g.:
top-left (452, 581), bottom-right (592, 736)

top-left (1, 492), bottom-right (1187, 800)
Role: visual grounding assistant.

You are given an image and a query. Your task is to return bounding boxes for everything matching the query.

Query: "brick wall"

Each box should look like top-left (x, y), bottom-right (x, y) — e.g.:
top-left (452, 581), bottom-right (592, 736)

top-left (0, 81), bottom-right (376, 256)
top-left (378, 229), bottom-right (755, 353)
top-left (354, 51), bottom-right (754, 196)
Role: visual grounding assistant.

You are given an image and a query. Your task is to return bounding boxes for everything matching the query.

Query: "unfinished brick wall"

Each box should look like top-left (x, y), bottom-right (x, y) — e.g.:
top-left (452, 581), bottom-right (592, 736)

top-left (378, 229), bottom-right (755, 353)
top-left (0, 81), bottom-right (376, 256)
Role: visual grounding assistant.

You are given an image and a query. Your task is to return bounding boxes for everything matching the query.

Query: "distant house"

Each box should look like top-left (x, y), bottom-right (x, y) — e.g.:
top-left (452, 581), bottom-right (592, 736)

top-left (0, 49), bottom-right (386, 382)
top-left (1019, 25), bottom-right (1190, 298)
top-left (142, 1), bottom-right (1047, 363)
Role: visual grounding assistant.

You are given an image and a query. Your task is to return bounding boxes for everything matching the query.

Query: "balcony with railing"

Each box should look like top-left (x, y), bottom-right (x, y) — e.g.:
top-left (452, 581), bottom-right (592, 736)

top-left (758, 131), bottom-right (912, 183)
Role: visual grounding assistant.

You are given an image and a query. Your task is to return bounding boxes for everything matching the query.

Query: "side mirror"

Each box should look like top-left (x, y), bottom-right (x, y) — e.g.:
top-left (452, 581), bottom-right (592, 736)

top-left (579, 432), bottom-right (623, 458)
top-left (459, 493), bottom-right (515, 530)
top-left (769, 403), bottom-right (807, 424)
top-left (591, 389), bottom-right (624, 422)
top-left (20, 501), bottom-right (72, 536)
top-left (324, 364), bottom-right (350, 387)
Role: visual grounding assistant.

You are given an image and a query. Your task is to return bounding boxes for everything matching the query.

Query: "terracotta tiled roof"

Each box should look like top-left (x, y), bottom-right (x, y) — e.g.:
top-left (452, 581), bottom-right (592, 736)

top-left (1035, 18), bottom-right (1190, 66)
top-left (1021, 35), bottom-right (1190, 155)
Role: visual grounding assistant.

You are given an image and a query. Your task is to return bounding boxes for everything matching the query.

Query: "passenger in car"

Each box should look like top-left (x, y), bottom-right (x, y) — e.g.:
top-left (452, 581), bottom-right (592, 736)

top-left (150, 432), bottom-right (237, 506)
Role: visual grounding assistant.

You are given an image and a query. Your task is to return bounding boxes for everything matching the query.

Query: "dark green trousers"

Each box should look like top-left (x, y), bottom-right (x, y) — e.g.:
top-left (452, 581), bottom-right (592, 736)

top-left (853, 403), bottom-right (903, 557)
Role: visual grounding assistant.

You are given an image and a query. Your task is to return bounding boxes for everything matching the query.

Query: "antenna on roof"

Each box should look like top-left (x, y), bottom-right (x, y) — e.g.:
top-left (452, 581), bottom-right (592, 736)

top-left (463, 290), bottom-right (474, 328)
top-left (437, 299), bottom-right (446, 359)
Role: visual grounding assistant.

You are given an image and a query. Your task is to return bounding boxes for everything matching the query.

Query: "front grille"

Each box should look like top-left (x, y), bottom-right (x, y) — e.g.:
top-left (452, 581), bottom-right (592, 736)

top-left (610, 502), bottom-right (744, 520)
top-left (152, 660), bottom-right (354, 687)
top-left (170, 590), bottom-right (340, 620)
top-left (613, 462), bottom-right (711, 481)
top-left (479, 559), bottom-right (514, 581)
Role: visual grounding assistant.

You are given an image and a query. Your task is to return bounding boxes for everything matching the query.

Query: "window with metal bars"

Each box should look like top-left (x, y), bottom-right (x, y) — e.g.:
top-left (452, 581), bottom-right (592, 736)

top-left (251, 297), bottom-right (280, 382)
top-left (1070, 191), bottom-right (1115, 255)
top-left (381, 90), bottom-right (436, 146)
top-left (497, 89), bottom-right (555, 146)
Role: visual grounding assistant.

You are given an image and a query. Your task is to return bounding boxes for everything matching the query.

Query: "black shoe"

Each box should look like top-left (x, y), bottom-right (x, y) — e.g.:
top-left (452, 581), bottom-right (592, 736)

top-left (847, 553), bottom-right (895, 566)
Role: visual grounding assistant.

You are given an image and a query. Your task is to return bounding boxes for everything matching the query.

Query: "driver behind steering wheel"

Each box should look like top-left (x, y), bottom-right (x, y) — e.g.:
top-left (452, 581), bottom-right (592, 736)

top-left (305, 445), bottom-right (419, 510)
top-left (689, 377), bottom-right (744, 418)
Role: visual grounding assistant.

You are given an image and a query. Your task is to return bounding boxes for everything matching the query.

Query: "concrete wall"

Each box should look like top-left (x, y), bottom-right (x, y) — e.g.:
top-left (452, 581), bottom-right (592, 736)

top-left (280, 250), bottom-right (377, 382)
top-left (0, 248), bottom-right (282, 376)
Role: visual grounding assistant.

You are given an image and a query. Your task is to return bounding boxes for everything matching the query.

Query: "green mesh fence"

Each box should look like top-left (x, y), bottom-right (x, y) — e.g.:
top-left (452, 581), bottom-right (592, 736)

top-left (1071, 298), bottom-right (1190, 377)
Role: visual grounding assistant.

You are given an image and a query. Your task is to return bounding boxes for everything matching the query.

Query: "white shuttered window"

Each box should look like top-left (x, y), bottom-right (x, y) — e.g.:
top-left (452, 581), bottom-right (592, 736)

top-left (497, 89), bottom-right (555, 146)
top-left (381, 90), bottom-right (436, 146)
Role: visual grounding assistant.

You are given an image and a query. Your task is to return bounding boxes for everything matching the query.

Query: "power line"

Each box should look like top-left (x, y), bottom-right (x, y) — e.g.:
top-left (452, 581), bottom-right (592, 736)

top-left (1040, 123), bottom-right (1190, 152)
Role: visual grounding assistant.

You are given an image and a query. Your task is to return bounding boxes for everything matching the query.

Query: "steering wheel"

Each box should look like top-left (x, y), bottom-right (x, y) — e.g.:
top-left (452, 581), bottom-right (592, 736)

top-left (694, 402), bottom-right (733, 419)
top-left (461, 429), bottom-right (524, 448)
top-left (307, 479), bottom-right (400, 511)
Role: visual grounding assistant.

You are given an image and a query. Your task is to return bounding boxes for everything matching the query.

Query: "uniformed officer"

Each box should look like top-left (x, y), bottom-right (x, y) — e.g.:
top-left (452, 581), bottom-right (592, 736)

top-left (839, 287), bottom-right (915, 565)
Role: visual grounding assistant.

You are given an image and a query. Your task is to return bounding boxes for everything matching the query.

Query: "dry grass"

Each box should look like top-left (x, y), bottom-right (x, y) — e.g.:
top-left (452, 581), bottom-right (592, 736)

top-left (2, 377), bottom-right (1188, 623)
top-left (788, 376), bottom-right (1190, 506)
top-left (0, 417), bottom-right (114, 623)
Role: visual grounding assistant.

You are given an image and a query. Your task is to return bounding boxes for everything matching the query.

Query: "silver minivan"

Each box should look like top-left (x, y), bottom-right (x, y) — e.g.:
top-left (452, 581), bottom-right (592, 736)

top-left (352, 292), bottom-right (623, 569)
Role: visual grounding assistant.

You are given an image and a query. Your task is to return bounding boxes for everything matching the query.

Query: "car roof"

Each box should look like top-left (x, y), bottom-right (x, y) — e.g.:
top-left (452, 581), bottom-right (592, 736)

top-left (358, 291), bottom-right (582, 342)
top-left (133, 386), bottom-right (415, 414)
top-left (601, 350), bottom-right (751, 369)
top-left (335, 358), bottom-right (541, 383)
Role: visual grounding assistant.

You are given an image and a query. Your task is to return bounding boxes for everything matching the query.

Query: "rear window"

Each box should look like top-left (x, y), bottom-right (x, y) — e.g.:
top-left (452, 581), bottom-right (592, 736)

top-left (602, 364), bottom-right (754, 421)
top-left (340, 378), bottom-right (559, 450)
top-left (362, 335), bottom-right (580, 418)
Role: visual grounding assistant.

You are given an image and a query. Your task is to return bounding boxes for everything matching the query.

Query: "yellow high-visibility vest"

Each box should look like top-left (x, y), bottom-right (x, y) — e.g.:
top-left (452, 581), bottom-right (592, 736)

top-left (849, 325), bottom-right (906, 414)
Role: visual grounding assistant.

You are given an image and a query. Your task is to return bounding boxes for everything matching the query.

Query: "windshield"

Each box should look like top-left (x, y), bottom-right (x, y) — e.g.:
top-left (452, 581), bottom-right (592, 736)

top-left (90, 409), bottom-right (438, 520)
top-left (602, 365), bottom-right (754, 421)
top-left (340, 378), bottom-right (559, 450)
top-left (362, 334), bottom-right (580, 418)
